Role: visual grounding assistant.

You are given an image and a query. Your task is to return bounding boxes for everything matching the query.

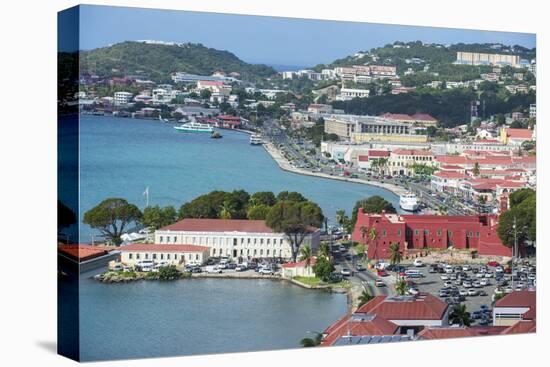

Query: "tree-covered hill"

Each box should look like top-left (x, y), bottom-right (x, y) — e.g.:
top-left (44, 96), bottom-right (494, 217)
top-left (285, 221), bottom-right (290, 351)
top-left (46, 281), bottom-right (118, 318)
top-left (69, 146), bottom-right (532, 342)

top-left (79, 41), bottom-right (277, 83)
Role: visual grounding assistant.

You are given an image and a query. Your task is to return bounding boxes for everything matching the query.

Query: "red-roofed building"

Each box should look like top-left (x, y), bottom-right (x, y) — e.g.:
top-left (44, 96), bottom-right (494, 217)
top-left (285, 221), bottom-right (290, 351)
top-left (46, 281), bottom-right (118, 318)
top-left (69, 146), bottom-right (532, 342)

top-left (357, 150), bottom-right (390, 169)
top-left (320, 313), bottom-right (399, 346)
top-left (493, 290), bottom-right (536, 326)
top-left (417, 325), bottom-right (507, 340)
top-left (352, 210), bottom-right (512, 259)
top-left (58, 244), bottom-right (113, 262)
top-left (281, 257), bottom-right (317, 278)
top-left (155, 218), bottom-right (320, 260)
top-left (216, 115), bottom-right (244, 129)
top-left (431, 171), bottom-right (469, 193)
top-left (500, 127), bottom-right (535, 145)
top-left (120, 243), bottom-right (211, 265)
top-left (58, 244), bottom-right (121, 272)
top-left (356, 293), bottom-right (450, 329)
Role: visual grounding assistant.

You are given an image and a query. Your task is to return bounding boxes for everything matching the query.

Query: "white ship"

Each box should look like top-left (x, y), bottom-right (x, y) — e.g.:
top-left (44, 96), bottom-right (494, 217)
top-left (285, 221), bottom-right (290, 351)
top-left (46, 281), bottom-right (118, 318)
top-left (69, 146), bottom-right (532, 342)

top-left (174, 121), bottom-right (214, 133)
top-left (399, 192), bottom-right (420, 212)
top-left (250, 134), bottom-right (263, 145)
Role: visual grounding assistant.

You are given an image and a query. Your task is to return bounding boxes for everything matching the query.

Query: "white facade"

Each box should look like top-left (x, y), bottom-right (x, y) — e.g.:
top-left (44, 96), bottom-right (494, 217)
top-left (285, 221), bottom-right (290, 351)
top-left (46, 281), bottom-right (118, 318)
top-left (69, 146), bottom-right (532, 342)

top-left (337, 88), bottom-right (370, 101)
top-left (114, 91), bottom-right (133, 106)
top-left (154, 223), bottom-right (320, 260)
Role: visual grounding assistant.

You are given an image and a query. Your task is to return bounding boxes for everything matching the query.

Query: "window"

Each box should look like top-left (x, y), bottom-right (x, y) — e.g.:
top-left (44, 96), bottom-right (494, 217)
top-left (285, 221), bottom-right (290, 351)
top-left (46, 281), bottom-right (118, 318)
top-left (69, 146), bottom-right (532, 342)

top-left (437, 229), bottom-right (442, 236)
top-left (476, 232), bottom-right (480, 238)
top-left (159, 236), bottom-right (163, 243)
top-left (213, 248), bottom-right (216, 255)
top-left (396, 229), bottom-right (401, 237)
top-left (167, 254), bottom-right (171, 260)
top-left (160, 254), bottom-right (164, 260)
top-left (467, 231), bottom-right (473, 238)
top-left (145, 253), bottom-right (149, 259)
top-left (382, 230), bottom-right (387, 237)
top-left (448, 231), bottom-right (453, 238)
top-left (136, 253), bottom-right (140, 259)
top-left (173, 236), bottom-right (177, 243)
top-left (195, 254), bottom-right (199, 260)
top-left (424, 229), bottom-right (429, 235)
top-left (153, 254), bottom-right (157, 259)
top-left (267, 249), bottom-right (270, 256)
top-left (129, 253), bottom-right (133, 259)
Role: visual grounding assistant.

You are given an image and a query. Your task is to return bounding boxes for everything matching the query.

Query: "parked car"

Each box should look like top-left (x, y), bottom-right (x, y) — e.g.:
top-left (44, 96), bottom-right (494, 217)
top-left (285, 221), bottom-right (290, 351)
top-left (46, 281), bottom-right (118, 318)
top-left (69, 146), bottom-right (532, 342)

top-left (375, 279), bottom-right (385, 287)
top-left (355, 264), bottom-right (365, 272)
top-left (340, 268), bottom-right (352, 276)
top-left (259, 267), bottom-right (274, 275)
top-left (487, 261), bottom-right (500, 267)
top-left (413, 259), bottom-right (424, 267)
top-left (459, 289), bottom-right (469, 296)
top-left (462, 265), bottom-right (471, 271)
top-left (235, 265), bottom-right (247, 272)
top-left (205, 265), bottom-right (222, 274)
top-left (467, 288), bottom-right (478, 296)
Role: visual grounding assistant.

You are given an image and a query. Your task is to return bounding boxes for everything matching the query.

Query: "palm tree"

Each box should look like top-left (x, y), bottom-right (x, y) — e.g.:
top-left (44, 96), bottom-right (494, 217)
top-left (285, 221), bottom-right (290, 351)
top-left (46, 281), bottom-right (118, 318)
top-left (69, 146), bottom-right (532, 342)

top-left (336, 209), bottom-right (346, 226)
top-left (358, 289), bottom-right (373, 307)
top-left (368, 227), bottom-right (378, 260)
top-left (318, 242), bottom-right (330, 259)
top-left (472, 162), bottom-right (480, 177)
top-left (449, 304), bottom-right (471, 326)
top-left (389, 242), bottom-right (402, 281)
top-left (299, 245), bottom-right (313, 274)
top-left (219, 200), bottom-right (234, 219)
top-left (395, 278), bottom-right (407, 296)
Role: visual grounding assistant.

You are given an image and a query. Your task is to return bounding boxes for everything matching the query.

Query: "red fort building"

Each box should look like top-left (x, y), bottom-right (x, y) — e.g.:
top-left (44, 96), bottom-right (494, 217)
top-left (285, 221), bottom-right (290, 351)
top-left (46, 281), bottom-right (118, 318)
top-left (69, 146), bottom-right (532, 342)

top-left (351, 209), bottom-right (512, 259)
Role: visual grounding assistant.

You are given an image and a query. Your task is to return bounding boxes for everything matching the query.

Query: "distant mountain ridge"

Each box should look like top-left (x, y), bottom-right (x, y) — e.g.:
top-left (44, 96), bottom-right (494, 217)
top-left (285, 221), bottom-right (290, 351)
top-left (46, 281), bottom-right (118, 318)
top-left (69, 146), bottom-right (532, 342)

top-left (79, 41), bottom-right (277, 83)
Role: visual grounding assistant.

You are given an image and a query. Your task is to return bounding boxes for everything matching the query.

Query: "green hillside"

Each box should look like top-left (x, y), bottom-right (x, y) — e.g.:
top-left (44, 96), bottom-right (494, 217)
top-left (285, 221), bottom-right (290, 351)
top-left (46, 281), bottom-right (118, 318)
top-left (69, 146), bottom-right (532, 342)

top-left (79, 41), bottom-right (276, 83)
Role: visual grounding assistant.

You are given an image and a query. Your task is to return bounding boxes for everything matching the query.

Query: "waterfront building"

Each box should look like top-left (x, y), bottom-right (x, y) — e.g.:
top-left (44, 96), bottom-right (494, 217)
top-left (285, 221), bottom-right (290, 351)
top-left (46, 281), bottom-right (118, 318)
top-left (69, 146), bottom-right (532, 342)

top-left (357, 150), bottom-right (390, 170)
top-left (154, 218), bottom-right (320, 260)
top-left (351, 210), bottom-right (513, 259)
top-left (58, 244), bottom-right (120, 273)
top-left (119, 243), bottom-right (210, 266)
top-left (493, 290), bottom-right (536, 327)
top-left (387, 148), bottom-right (435, 176)
top-left (455, 51), bottom-right (523, 67)
top-left (281, 257), bottom-right (317, 278)
top-left (113, 91), bottom-right (133, 106)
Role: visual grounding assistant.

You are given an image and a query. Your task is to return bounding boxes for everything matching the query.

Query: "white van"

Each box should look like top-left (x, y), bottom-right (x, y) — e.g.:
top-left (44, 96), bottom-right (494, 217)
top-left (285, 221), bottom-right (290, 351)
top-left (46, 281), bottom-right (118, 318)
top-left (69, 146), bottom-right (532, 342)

top-left (413, 259), bottom-right (424, 267)
top-left (206, 265), bottom-right (222, 274)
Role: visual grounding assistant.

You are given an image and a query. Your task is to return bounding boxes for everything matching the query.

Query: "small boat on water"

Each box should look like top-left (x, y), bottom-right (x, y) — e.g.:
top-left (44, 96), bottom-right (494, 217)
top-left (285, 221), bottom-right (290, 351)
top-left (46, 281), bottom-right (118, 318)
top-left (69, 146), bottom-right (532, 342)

top-left (210, 131), bottom-right (223, 139)
top-left (399, 192), bottom-right (420, 212)
top-left (250, 134), bottom-right (263, 145)
top-left (174, 121), bottom-right (214, 133)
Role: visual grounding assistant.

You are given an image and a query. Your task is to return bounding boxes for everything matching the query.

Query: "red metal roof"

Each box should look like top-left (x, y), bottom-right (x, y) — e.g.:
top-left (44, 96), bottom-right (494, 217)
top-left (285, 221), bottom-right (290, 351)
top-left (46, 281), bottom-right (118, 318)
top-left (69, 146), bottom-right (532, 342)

top-left (433, 171), bottom-right (468, 179)
top-left (505, 128), bottom-right (533, 140)
top-left (160, 218), bottom-right (275, 233)
top-left (120, 243), bottom-right (210, 252)
top-left (281, 257), bottom-right (317, 268)
top-left (392, 148), bottom-right (433, 156)
top-left (495, 290), bottom-right (536, 309)
top-left (58, 244), bottom-right (112, 262)
top-left (369, 150), bottom-right (391, 157)
top-left (356, 293), bottom-right (448, 321)
top-left (501, 320), bottom-right (536, 334)
top-left (321, 313), bottom-right (398, 346)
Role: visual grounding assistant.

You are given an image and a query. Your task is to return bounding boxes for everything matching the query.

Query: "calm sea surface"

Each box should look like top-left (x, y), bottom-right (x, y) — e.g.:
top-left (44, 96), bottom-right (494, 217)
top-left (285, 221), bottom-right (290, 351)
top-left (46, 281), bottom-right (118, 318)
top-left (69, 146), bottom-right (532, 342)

top-left (79, 270), bottom-right (347, 361)
top-left (78, 115), bottom-right (399, 242)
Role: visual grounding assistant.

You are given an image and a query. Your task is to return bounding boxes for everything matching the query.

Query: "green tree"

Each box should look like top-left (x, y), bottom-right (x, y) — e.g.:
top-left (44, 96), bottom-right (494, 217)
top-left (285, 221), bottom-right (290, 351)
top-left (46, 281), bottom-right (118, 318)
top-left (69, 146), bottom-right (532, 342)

top-left (389, 242), bottom-right (402, 280)
top-left (497, 189), bottom-right (536, 248)
top-left (299, 244), bottom-right (313, 270)
top-left (449, 304), bottom-right (471, 326)
top-left (142, 205), bottom-right (177, 230)
top-left (83, 198), bottom-right (142, 245)
top-left (266, 200), bottom-right (323, 262)
top-left (157, 265), bottom-right (181, 280)
top-left (249, 191), bottom-right (277, 206)
top-left (220, 200), bottom-right (234, 219)
top-left (395, 278), bottom-right (408, 295)
top-left (351, 196), bottom-right (396, 229)
top-left (313, 256), bottom-right (335, 281)
top-left (358, 289), bottom-right (373, 307)
top-left (276, 191), bottom-right (307, 202)
top-left (246, 204), bottom-right (272, 220)
top-left (318, 242), bottom-right (331, 259)
top-left (300, 333), bottom-right (322, 347)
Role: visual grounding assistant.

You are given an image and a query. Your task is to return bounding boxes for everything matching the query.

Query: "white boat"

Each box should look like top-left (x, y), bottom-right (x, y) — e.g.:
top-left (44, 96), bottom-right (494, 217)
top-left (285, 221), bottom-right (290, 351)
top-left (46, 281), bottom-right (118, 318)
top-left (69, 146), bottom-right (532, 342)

top-left (250, 134), bottom-right (263, 145)
top-left (174, 121), bottom-right (214, 133)
top-left (399, 192), bottom-right (420, 212)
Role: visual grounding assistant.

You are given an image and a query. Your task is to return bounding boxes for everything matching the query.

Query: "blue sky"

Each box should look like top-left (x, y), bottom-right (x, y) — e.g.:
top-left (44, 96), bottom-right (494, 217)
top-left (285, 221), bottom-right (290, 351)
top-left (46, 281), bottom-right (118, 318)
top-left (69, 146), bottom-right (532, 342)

top-left (73, 5), bottom-right (536, 67)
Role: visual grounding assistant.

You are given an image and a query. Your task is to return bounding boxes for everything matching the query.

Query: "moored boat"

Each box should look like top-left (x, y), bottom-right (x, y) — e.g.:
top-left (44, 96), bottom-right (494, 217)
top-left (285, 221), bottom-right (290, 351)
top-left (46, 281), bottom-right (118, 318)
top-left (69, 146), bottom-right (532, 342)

top-left (399, 192), bottom-right (419, 212)
top-left (174, 121), bottom-right (214, 133)
top-left (250, 134), bottom-right (263, 145)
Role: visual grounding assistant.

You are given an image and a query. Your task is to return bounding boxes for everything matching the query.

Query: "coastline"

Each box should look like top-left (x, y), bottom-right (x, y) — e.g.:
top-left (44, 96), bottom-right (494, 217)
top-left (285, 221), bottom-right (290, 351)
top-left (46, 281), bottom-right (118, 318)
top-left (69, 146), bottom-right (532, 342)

top-left (262, 142), bottom-right (408, 197)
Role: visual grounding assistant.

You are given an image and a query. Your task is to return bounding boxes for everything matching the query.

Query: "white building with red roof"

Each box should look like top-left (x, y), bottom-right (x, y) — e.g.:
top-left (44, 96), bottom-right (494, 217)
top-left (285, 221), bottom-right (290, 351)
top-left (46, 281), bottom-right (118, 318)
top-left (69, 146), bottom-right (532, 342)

top-left (120, 243), bottom-right (211, 266)
top-left (154, 218), bottom-right (320, 260)
top-left (388, 148), bottom-right (435, 176)
top-left (499, 127), bottom-right (535, 146)
top-left (381, 112), bottom-right (438, 127)
top-left (431, 171), bottom-right (469, 193)
top-left (493, 290), bottom-right (536, 327)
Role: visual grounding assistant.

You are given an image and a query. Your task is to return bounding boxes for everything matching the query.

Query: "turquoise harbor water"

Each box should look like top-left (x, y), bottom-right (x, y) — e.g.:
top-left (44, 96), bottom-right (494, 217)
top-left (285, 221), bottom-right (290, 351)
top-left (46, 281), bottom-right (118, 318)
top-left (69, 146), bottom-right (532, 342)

top-left (78, 115), bottom-right (399, 241)
top-left (75, 115), bottom-right (400, 361)
top-left (79, 270), bottom-right (347, 361)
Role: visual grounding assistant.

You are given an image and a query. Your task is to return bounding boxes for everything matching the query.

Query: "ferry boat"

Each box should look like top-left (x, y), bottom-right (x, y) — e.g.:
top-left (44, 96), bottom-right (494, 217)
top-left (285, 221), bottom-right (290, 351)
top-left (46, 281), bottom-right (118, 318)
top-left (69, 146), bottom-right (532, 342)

top-left (250, 134), bottom-right (263, 145)
top-left (399, 192), bottom-right (420, 212)
top-left (174, 121), bottom-right (214, 133)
